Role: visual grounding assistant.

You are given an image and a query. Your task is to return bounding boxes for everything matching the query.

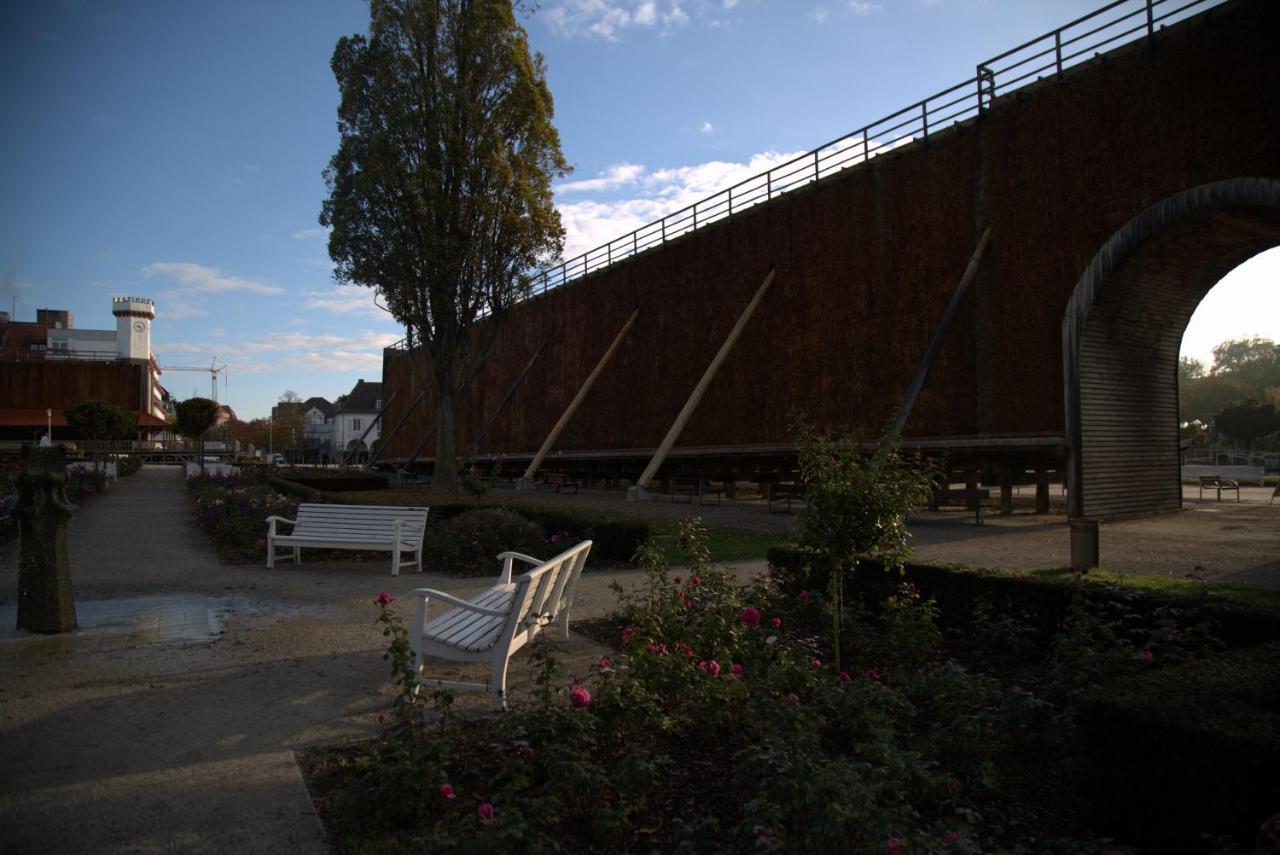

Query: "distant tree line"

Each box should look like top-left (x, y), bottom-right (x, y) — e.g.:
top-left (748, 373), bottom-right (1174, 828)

top-left (1180, 337), bottom-right (1280, 448)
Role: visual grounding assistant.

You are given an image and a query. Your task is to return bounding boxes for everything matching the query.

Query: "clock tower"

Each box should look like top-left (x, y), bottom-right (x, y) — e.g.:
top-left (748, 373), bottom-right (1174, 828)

top-left (112, 297), bottom-right (155, 362)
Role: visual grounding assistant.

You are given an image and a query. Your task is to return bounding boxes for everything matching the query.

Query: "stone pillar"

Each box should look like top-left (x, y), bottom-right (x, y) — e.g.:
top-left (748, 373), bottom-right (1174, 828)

top-left (965, 467), bottom-right (980, 510)
top-left (1035, 467), bottom-right (1051, 515)
top-left (1000, 466), bottom-right (1014, 516)
top-left (16, 446), bottom-right (78, 633)
top-left (1070, 518), bottom-right (1100, 572)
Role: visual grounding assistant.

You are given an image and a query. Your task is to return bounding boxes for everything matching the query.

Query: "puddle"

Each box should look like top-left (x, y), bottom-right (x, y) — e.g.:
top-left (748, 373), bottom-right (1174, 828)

top-left (0, 594), bottom-right (236, 647)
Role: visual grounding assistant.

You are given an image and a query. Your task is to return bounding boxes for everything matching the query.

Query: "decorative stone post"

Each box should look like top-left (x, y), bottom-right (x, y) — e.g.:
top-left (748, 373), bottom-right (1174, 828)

top-left (16, 446), bottom-right (78, 633)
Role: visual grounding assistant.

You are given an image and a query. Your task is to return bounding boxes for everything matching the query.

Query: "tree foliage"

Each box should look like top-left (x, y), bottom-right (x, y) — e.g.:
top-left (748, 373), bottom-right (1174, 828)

top-left (174, 398), bottom-right (220, 441)
top-left (321, 0), bottom-right (569, 490)
top-left (64, 400), bottom-right (137, 442)
top-left (1214, 398), bottom-right (1280, 448)
top-left (1180, 337), bottom-right (1280, 430)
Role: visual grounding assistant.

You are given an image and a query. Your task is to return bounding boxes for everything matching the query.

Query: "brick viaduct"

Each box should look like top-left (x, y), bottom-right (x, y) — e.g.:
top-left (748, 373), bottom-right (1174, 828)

top-left (380, 0), bottom-right (1279, 519)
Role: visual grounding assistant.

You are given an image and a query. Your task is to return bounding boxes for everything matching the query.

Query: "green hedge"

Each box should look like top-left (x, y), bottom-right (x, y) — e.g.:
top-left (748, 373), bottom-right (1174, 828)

top-left (767, 545), bottom-right (1280, 651)
top-left (283, 474), bottom-right (389, 492)
top-left (1076, 642), bottom-right (1280, 850)
top-left (426, 502), bottom-right (648, 565)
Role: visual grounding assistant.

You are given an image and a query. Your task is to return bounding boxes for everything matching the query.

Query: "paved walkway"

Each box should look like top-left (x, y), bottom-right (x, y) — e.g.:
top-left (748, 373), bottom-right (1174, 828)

top-left (0, 466), bottom-right (693, 854)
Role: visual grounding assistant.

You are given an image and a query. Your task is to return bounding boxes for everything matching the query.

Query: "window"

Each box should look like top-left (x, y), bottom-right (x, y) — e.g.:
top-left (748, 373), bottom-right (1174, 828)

top-left (352, 418), bottom-right (361, 431)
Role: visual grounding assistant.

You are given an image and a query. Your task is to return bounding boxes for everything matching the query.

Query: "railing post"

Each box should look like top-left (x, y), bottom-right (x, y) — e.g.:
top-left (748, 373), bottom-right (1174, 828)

top-left (1146, 0), bottom-right (1154, 37)
top-left (728, 187), bottom-right (733, 216)
top-left (607, 243), bottom-right (612, 266)
top-left (693, 204), bottom-right (698, 230)
top-left (1055, 30), bottom-right (1063, 77)
top-left (813, 150), bottom-right (820, 181)
top-left (661, 218), bottom-right (666, 243)
top-left (633, 232), bottom-right (638, 256)
top-left (862, 128), bottom-right (869, 162)
top-left (766, 172), bottom-right (772, 200)
top-left (921, 101), bottom-right (929, 139)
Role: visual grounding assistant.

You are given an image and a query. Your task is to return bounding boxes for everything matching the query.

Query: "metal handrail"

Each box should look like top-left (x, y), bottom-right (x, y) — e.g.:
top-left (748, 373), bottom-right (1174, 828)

top-left (388, 0), bottom-right (1219, 351)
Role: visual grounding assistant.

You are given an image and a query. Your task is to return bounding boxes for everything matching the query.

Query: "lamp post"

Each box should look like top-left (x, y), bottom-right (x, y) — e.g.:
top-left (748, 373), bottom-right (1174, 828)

top-left (46, 408), bottom-right (52, 444)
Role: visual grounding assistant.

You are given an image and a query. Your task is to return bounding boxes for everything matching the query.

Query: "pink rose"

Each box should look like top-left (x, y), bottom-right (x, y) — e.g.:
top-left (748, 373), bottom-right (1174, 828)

top-left (375, 592), bottom-right (395, 606)
top-left (782, 692), bottom-right (800, 706)
top-left (865, 667), bottom-right (881, 681)
top-left (1140, 650), bottom-right (1154, 663)
top-left (439, 783), bottom-right (456, 800)
top-left (700, 659), bottom-right (720, 678)
top-left (771, 617), bottom-right (782, 629)
top-left (943, 831), bottom-right (959, 848)
top-left (596, 656), bottom-right (612, 673)
top-left (673, 576), bottom-right (682, 585)
top-left (798, 589), bottom-right (810, 601)
top-left (621, 626), bottom-right (636, 642)
top-left (838, 671), bottom-right (851, 682)
top-left (741, 606), bottom-right (761, 627)
top-left (810, 659), bottom-right (822, 670)
top-left (255, 538), bottom-right (266, 551)
top-left (731, 663), bottom-right (744, 678)
top-left (690, 575), bottom-right (702, 586)
top-left (477, 802), bottom-right (496, 824)
top-left (570, 685), bottom-right (591, 707)
top-left (885, 837), bottom-right (902, 855)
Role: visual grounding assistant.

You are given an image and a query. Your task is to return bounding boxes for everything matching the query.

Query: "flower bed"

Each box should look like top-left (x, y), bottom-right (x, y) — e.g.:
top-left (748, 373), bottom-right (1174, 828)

top-left (189, 473), bottom-right (303, 563)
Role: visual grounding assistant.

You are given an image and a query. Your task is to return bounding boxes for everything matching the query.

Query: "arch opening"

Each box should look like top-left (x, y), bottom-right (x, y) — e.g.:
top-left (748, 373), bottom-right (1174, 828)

top-left (1063, 178), bottom-right (1280, 519)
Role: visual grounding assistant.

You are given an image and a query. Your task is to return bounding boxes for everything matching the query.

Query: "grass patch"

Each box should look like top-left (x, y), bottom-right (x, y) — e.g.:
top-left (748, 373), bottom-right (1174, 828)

top-left (647, 518), bottom-right (782, 564)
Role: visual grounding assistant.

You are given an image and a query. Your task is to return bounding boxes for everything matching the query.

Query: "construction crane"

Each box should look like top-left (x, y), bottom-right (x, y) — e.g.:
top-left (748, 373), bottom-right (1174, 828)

top-left (160, 357), bottom-right (228, 403)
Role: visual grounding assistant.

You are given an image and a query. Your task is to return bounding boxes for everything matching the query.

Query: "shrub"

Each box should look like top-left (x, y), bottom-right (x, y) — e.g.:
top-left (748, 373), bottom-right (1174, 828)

top-left (278, 474), bottom-right (388, 492)
top-left (1076, 642), bottom-right (1280, 850)
top-left (423, 508), bottom-right (548, 576)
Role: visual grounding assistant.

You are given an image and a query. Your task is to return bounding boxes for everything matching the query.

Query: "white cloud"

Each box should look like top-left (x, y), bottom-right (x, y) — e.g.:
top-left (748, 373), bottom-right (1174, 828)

top-left (849, 0), bottom-right (882, 14)
top-left (810, 6), bottom-right (828, 24)
top-left (302, 287), bottom-right (389, 318)
top-left (543, 0), bottom-right (691, 40)
top-left (292, 227), bottom-right (330, 242)
top-left (556, 162), bottom-right (647, 194)
top-left (723, 0), bottom-right (738, 8)
top-left (155, 330), bottom-right (401, 378)
top-left (144, 262), bottom-right (284, 295)
top-left (699, 121), bottom-right (714, 134)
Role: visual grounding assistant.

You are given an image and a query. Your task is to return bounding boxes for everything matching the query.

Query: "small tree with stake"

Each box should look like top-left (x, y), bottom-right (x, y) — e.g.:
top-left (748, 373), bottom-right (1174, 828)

top-left (174, 398), bottom-right (220, 475)
top-left (1214, 398), bottom-right (1280, 451)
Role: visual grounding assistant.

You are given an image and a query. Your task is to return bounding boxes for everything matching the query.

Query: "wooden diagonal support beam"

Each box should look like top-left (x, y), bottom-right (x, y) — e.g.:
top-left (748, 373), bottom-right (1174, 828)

top-left (520, 309), bottom-right (640, 488)
top-left (629, 268), bottom-right (776, 500)
top-left (470, 342), bottom-right (547, 456)
top-left (368, 390), bottom-right (428, 466)
top-left (876, 229), bottom-right (991, 460)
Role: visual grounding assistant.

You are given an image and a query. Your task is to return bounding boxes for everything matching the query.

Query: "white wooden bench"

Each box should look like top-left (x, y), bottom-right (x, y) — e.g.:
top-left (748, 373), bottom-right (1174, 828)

top-left (405, 540), bottom-right (592, 710)
top-left (265, 503), bottom-right (429, 576)
top-left (185, 461), bottom-right (241, 479)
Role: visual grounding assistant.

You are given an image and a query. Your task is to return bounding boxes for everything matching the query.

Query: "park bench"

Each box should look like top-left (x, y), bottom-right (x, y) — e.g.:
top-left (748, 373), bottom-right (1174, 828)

top-left (405, 540), bottom-right (593, 710)
top-left (265, 503), bottom-right (429, 576)
top-left (397, 470), bottom-right (431, 490)
top-left (930, 488), bottom-right (991, 525)
top-left (185, 462), bottom-right (240, 479)
top-left (537, 471), bottom-right (580, 494)
top-left (1198, 475), bottom-right (1240, 502)
top-left (767, 482), bottom-right (806, 514)
top-left (668, 477), bottom-right (723, 506)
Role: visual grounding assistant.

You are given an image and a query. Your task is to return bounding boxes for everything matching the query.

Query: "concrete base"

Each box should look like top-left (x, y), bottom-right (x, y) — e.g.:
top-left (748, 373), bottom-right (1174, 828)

top-left (1070, 517), bottom-right (1100, 571)
top-left (516, 478), bottom-right (538, 491)
top-left (627, 485), bottom-right (655, 502)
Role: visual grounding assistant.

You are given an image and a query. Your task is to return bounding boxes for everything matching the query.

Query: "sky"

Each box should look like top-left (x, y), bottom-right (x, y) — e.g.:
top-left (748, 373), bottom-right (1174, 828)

top-left (2, 0), bottom-right (1275, 419)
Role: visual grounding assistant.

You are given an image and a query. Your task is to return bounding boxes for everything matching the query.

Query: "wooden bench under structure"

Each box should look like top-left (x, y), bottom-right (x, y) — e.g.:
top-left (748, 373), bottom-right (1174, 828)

top-left (265, 503), bottom-right (429, 576)
top-left (405, 540), bottom-right (593, 710)
top-left (930, 488), bottom-right (991, 525)
top-left (537, 471), bottom-right (580, 494)
top-left (1198, 475), bottom-right (1240, 502)
top-left (767, 482), bottom-right (806, 514)
top-left (667, 477), bottom-right (723, 506)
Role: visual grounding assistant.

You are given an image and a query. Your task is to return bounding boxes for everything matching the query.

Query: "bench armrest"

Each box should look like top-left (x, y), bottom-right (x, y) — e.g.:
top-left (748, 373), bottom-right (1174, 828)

top-left (265, 515), bottom-right (296, 537)
top-left (497, 551), bottom-right (543, 584)
top-left (404, 587), bottom-right (510, 618)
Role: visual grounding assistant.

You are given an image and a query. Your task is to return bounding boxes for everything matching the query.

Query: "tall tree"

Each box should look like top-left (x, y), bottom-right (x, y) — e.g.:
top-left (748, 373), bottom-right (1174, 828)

top-left (64, 400), bottom-right (138, 477)
top-left (1214, 398), bottom-right (1280, 449)
top-left (321, 0), bottom-right (568, 492)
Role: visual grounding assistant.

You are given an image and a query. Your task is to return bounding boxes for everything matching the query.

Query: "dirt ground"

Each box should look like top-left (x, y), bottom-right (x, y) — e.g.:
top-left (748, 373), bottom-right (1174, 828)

top-left (0, 466), bottom-right (1275, 853)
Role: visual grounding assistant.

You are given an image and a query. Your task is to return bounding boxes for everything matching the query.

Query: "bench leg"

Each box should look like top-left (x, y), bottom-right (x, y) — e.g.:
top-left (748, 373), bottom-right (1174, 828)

top-left (490, 655), bottom-right (511, 711)
top-left (267, 539), bottom-right (274, 569)
top-left (392, 540), bottom-right (401, 577)
top-left (294, 546), bottom-right (301, 564)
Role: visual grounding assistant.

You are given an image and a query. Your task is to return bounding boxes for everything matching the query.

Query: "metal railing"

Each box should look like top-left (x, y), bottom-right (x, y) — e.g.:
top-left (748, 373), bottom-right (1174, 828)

top-left (389, 0), bottom-right (1219, 351)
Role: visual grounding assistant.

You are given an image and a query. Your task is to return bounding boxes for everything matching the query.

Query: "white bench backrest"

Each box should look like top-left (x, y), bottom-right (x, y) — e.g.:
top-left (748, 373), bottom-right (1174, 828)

top-left (509, 540), bottom-right (593, 631)
top-left (294, 502), bottom-right (429, 540)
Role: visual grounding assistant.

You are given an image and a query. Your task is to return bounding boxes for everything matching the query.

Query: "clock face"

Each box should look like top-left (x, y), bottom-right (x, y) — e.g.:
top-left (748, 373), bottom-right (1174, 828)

top-left (133, 321), bottom-right (145, 332)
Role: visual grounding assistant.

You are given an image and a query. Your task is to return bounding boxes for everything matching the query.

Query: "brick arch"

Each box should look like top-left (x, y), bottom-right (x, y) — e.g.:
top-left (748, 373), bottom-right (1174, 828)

top-left (1063, 178), bottom-right (1280, 518)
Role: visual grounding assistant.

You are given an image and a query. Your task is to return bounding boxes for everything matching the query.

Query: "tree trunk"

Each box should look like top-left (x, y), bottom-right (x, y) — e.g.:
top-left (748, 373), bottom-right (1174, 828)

top-left (432, 391), bottom-right (458, 493)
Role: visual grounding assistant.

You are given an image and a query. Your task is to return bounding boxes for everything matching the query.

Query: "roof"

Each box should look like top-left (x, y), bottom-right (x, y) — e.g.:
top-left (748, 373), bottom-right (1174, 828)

top-left (0, 408), bottom-right (167, 429)
top-left (303, 396), bottom-right (336, 418)
top-left (338, 380), bottom-right (383, 413)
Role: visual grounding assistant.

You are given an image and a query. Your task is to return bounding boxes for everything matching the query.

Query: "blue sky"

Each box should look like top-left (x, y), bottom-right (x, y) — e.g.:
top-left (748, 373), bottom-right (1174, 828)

top-left (2, 0), bottom-right (1275, 418)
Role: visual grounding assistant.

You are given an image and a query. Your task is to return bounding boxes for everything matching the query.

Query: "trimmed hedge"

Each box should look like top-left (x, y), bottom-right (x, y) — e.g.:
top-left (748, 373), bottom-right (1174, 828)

top-left (283, 474), bottom-right (389, 492)
top-left (767, 545), bottom-right (1280, 651)
top-left (1076, 642), bottom-right (1280, 850)
top-left (426, 502), bottom-right (648, 565)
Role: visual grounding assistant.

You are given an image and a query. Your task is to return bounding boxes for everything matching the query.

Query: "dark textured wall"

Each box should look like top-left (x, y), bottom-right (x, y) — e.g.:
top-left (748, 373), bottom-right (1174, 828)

top-left (383, 0), bottom-right (1279, 461)
top-left (0, 362), bottom-right (144, 413)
